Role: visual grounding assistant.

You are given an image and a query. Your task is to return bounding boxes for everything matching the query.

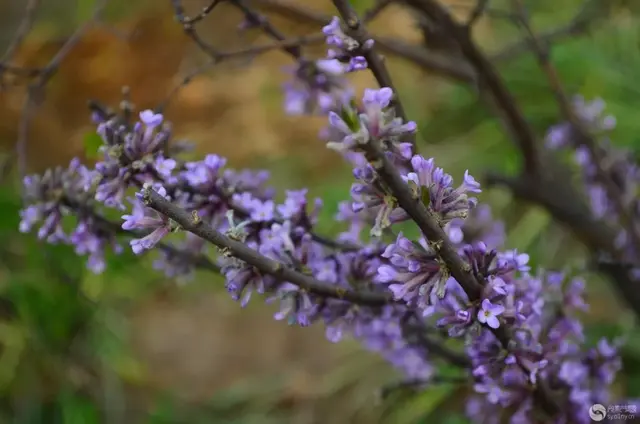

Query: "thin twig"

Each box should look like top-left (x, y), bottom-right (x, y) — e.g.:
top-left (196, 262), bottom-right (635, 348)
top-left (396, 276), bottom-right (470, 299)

top-left (230, 0), bottom-right (303, 58)
top-left (182, 0), bottom-right (223, 24)
top-left (156, 60), bottom-right (218, 113)
top-left (157, 32), bottom-right (325, 112)
top-left (10, 0), bottom-right (111, 184)
top-left (0, 0), bottom-right (41, 78)
top-left (171, 0), bottom-right (223, 58)
top-left (491, 0), bottom-right (601, 62)
top-left (446, 0), bottom-right (513, 21)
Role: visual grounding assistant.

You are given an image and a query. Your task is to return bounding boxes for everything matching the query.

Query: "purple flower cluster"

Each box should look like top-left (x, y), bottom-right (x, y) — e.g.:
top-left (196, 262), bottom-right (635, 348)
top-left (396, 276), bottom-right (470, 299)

top-left (19, 158), bottom-right (119, 273)
top-left (545, 96), bottom-right (621, 221)
top-left (545, 96), bottom-right (640, 277)
top-left (18, 16), bottom-right (627, 424)
top-left (282, 59), bottom-right (354, 116)
top-left (281, 17), bottom-right (369, 117)
top-left (322, 16), bottom-right (372, 73)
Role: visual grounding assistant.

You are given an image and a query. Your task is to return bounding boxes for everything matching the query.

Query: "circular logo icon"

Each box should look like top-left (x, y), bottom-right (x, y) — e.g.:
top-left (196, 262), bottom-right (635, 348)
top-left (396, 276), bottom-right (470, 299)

top-left (589, 404), bottom-right (607, 421)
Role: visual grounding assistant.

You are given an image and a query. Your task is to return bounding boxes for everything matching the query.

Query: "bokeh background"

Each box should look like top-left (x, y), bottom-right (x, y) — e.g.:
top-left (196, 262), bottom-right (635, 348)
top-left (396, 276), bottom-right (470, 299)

top-left (1, 0), bottom-right (640, 423)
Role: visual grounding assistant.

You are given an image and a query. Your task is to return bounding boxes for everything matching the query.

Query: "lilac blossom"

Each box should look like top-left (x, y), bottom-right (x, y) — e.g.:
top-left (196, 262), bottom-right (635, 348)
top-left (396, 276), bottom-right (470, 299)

top-left (94, 110), bottom-right (173, 209)
top-left (18, 158), bottom-right (120, 272)
top-left (350, 163), bottom-right (409, 236)
top-left (282, 59), bottom-right (354, 115)
top-left (477, 299), bottom-right (504, 329)
top-left (122, 184), bottom-right (173, 254)
top-left (326, 87), bottom-right (417, 154)
top-left (322, 16), bottom-right (372, 73)
top-left (403, 155), bottom-right (480, 224)
top-left (375, 232), bottom-right (449, 307)
top-left (545, 97), bottom-right (640, 285)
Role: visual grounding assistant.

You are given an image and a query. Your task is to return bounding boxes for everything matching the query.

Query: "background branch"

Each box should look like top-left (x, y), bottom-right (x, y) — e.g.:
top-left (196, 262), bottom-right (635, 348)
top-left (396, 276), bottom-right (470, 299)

top-left (407, 0), bottom-right (540, 175)
top-left (485, 168), bottom-right (640, 319)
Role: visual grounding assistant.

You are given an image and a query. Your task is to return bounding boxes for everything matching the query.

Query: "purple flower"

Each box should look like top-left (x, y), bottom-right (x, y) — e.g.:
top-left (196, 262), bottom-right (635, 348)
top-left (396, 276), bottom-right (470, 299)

top-left (269, 283), bottom-right (317, 326)
top-left (350, 164), bottom-right (408, 236)
top-left (376, 232), bottom-right (449, 307)
top-left (219, 240), bottom-right (274, 307)
top-left (282, 59), bottom-right (354, 115)
top-left (139, 110), bottom-right (163, 128)
top-left (326, 88), bottom-right (416, 154)
top-left (155, 156), bottom-right (177, 179)
top-left (321, 17), bottom-right (370, 73)
top-left (93, 111), bottom-right (171, 209)
top-left (248, 199), bottom-right (275, 222)
top-left (477, 299), bottom-right (504, 329)
top-left (403, 155), bottom-right (479, 224)
top-left (496, 250), bottom-right (530, 273)
top-left (122, 185), bottom-right (173, 254)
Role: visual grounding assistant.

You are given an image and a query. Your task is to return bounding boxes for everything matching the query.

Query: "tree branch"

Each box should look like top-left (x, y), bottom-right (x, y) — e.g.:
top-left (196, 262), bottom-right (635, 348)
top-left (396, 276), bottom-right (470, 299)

top-left (230, 0), bottom-right (303, 58)
top-left (361, 138), bottom-right (559, 414)
top-left (61, 195), bottom-right (221, 274)
top-left (142, 188), bottom-right (392, 306)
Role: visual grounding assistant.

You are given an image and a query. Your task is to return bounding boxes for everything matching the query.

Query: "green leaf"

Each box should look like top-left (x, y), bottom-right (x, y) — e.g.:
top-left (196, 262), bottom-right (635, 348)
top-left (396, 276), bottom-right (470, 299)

top-left (387, 385), bottom-right (455, 423)
top-left (83, 132), bottom-right (103, 160)
top-left (113, 354), bottom-right (147, 384)
top-left (421, 188), bottom-right (431, 208)
top-left (60, 391), bottom-right (101, 424)
top-left (434, 414), bottom-right (470, 424)
top-left (351, 0), bottom-right (373, 14)
top-left (505, 206), bottom-right (551, 251)
top-left (340, 107), bottom-right (361, 132)
top-left (0, 323), bottom-right (26, 391)
top-left (585, 322), bottom-right (625, 346)
top-left (81, 272), bottom-right (104, 302)
top-left (75, 0), bottom-right (97, 24)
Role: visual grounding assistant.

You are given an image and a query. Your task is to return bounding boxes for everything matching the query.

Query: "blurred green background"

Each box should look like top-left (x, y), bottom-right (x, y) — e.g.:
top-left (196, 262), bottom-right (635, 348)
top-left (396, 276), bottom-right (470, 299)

top-left (1, 0), bottom-right (639, 423)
